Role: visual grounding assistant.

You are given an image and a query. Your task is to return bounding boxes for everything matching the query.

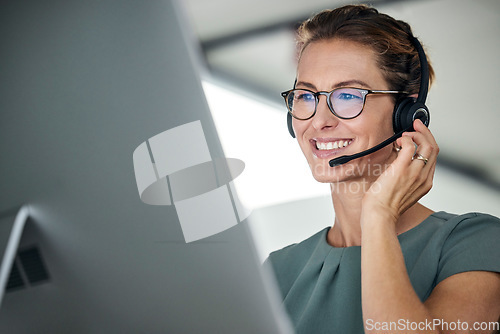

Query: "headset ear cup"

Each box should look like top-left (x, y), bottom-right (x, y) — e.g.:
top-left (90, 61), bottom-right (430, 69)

top-left (392, 97), bottom-right (414, 133)
top-left (410, 102), bottom-right (430, 128)
top-left (393, 97), bottom-right (430, 133)
top-left (287, 113), bottom-right (295, 138)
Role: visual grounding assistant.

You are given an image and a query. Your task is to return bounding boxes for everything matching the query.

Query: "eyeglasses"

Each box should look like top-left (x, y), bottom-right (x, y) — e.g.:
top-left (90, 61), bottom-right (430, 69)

top-left (281, 87), bottom-right (408, 120)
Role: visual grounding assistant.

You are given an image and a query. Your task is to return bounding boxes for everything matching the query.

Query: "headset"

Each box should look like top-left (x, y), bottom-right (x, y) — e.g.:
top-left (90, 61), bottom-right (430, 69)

top-left (285, 36), bottom-right (430, 167)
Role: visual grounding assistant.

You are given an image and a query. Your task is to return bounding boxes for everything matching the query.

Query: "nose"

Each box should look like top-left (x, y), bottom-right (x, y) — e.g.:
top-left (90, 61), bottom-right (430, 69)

top-left (311, 94), bottom-right (340, 131)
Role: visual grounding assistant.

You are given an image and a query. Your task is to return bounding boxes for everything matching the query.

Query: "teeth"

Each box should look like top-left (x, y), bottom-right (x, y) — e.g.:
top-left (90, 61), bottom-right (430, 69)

top-left (316, 140), bottom-right (352, 150)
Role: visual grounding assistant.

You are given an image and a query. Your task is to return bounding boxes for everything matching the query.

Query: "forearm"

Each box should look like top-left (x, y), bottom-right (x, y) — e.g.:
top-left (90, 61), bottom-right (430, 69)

top-left (361, 209), bottom-right (438, 334)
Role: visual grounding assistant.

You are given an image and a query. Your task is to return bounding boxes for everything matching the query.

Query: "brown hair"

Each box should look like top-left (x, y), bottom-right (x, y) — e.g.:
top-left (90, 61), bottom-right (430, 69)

top-left (296, 5), bottom-right (434, 96)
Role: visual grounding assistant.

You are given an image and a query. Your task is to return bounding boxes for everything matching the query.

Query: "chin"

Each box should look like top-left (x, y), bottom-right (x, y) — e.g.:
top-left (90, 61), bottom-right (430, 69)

top-left (309, 160), bottom-right (351, 183)
top-left (309, 157), bottom-right (387, 184)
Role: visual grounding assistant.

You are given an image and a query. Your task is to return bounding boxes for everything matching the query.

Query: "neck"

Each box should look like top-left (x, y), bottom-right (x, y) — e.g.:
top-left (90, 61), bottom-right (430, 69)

top-left (326, 150), bottom-right (433, 248)
top-left (327, 180), bottom-right (433, 248)
top-left (327, 180), bottom-right (365, 247)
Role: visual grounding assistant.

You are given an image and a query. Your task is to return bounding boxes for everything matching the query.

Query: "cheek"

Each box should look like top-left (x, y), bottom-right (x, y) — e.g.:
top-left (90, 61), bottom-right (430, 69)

top-left (362, 101), bottom-right (395, 137)
top-left (291, 118), bottom-right (306, 135)
top-left (292, 119), bottom-right (310, 146)
top-left (297, 137), bottom-right (312, 161)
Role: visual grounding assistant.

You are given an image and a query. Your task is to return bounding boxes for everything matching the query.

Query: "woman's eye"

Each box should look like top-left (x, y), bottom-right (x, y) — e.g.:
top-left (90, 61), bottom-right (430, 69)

top-left (296, 93), bottom-right (314, 102)
top-left (337, 93), bottom-right (362, 101)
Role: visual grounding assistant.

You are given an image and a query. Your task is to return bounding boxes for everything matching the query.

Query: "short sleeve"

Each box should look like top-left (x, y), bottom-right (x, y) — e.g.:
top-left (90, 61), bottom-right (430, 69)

top-left (437, 213), bottom-right (500, 285)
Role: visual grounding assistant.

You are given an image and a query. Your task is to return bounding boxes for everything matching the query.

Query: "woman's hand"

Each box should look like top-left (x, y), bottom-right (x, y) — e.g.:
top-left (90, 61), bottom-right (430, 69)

top-left (360, 119), bottom-right (441, 330)
top-left (362, 119), bottom-right (439, 223)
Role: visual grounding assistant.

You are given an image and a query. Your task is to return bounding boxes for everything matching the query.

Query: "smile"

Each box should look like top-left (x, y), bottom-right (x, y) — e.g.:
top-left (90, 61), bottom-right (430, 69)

top-left (315, 139), bottom-right (353, 150)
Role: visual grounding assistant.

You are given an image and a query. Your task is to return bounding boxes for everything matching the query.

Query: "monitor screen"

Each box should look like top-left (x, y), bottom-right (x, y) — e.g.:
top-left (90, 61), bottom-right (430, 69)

top-left (0, 0), bottom-right (292, 332)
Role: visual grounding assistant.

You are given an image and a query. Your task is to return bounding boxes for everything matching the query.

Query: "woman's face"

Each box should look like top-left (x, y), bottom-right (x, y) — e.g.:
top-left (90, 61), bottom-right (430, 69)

top-left (293, 38), bottom-right (397, 184)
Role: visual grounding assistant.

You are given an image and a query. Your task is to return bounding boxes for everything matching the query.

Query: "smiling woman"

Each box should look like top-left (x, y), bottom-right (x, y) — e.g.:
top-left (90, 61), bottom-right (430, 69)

top-left (292, 38), bottom-right (406, 183)
top-left (265, 4), bottom-right (500, 334)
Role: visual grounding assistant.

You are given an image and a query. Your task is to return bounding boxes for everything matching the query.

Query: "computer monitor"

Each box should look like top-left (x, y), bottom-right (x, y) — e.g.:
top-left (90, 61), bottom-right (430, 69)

top-left (0, 0), bottom-right (292, 332)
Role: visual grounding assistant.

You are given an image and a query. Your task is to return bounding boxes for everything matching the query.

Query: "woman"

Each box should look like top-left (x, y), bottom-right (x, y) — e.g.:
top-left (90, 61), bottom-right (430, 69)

top-left (267, 5), bottom-right (500, 334)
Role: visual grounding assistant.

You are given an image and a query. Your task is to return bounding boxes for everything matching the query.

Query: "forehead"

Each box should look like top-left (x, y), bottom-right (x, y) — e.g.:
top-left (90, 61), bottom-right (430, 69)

top-left (297, 39), bottom-right (388, 89)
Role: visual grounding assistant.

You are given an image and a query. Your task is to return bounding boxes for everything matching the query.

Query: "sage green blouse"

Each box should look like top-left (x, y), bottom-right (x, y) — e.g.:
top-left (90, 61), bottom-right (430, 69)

top-left (266, 212), bottom-right (500, 334)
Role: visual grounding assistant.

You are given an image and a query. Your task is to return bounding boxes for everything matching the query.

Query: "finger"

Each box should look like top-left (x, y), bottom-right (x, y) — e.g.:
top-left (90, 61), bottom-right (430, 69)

top-left (394, 135), bottom-right (417, 167)
top-left (403, 132), bottom-right (437, 161)
top-left (404, 136), bottom-right (437, 196)
top-left (402, 132), bottom-right (438, 168)
top-left (404, 121), bottom-right (438, 163)
top-left (407, 119), bottom-right (438, 148)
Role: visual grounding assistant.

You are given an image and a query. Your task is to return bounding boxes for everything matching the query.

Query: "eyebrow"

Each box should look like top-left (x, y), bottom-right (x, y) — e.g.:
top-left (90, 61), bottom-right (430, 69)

top-left (296, 79), bottom-right (371, 91)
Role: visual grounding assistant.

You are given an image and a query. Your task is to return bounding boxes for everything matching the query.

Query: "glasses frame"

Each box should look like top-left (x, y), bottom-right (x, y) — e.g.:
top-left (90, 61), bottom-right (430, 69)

top-left (281, 87), bottom-right (409, 120)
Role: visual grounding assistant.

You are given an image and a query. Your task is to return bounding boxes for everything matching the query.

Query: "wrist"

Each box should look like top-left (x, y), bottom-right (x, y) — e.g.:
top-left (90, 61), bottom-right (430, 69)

top-left (360, 204), bottom-right (398, 234)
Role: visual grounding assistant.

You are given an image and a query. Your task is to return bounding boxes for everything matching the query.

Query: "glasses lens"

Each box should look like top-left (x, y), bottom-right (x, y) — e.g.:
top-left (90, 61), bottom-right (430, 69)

top-left (287, 90), bottom-right (315, 119)
top-left (330, 88), bottom-right (365, 118)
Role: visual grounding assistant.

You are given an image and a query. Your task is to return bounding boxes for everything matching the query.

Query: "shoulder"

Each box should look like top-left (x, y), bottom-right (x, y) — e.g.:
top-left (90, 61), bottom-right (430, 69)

top-left (265, 227), bottom-right (329, 296)
top-left (426, 211), bottom-right (500, 230)
top-left (400, 211), bottom-right (500, 254)
top-left (267, 227), bottom-right (329, 269)
top-left (433, 211), bottom-right (500, 246)
top-left (443, 211), bottom-right (499, 225)
top-left (431, 212), bottom-right (500, 284)
top-left (412, 211), bottom-right (500, 244)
